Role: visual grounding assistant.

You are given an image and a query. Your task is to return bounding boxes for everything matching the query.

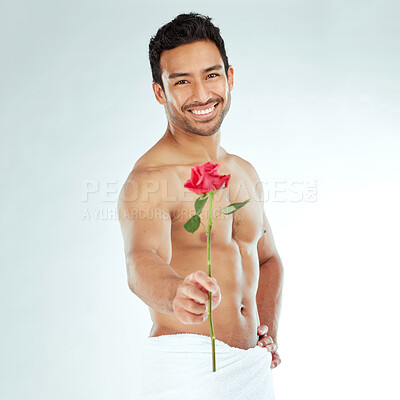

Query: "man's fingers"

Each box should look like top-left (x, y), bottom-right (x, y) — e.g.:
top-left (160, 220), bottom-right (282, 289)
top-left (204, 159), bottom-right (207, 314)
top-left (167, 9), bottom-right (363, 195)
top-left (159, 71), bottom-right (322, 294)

top-left (187, 270), bottom-right (219, 293)
top-left (257, 324), bottom-right (268, 336)
top-left (174, 271), bottom-right (221, 324)
top-left (258, 336), bottom-right (274, 346)
top-left (180, 298), bottom-right (207, 315)
top-left (256, 334), bottom-right (281, 369)
top-left (271, 353), bottom-right (281, 369)
top-left (211, 289), bottom-right (221, 310)
top-left (257, 336), bottom-right (278, 353)
top-left (267, 343), bottom-right (278, 353)
top-left (258, 342), bottom-right (278, 353)
top-left (174, 298), bottom-right (208, 324)
top-left (180, 284), bottom-right (208, 304)
top-left (180, 311), bottom-right (207, 325)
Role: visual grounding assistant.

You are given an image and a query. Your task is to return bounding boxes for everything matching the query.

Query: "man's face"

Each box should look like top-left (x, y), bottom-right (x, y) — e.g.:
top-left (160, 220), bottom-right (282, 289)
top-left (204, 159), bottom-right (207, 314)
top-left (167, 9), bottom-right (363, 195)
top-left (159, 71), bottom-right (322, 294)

top-left (153, 40), bottom-right (234, 137)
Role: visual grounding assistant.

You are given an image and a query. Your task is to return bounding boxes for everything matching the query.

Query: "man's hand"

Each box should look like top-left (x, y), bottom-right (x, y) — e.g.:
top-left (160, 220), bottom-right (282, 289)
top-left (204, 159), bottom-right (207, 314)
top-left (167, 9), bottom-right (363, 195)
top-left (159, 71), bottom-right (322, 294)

top-left (172, 271), bottom-right (221, 325)
top-left (257, 324), bottom-right (281, 369)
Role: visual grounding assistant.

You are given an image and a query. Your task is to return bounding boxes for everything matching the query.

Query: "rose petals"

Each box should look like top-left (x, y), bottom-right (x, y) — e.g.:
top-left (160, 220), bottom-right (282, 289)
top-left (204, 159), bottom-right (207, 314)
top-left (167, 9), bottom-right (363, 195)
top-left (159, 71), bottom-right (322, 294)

top-left (184, 161), bottom-right (230, 194)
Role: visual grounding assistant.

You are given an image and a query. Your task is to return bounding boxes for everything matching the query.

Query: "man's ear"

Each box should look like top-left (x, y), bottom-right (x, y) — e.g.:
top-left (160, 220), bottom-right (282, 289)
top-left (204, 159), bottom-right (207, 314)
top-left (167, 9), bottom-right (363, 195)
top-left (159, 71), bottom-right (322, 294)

top-left (152, 81), bottom-right (166, 105)
top-left (227, 66), bottom-right (234, 92)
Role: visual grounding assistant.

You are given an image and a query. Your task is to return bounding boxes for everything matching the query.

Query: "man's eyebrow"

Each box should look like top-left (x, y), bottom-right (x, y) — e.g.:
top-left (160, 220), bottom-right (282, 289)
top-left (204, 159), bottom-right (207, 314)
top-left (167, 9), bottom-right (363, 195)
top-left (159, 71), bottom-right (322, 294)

top-left (168, 65), bottom-right (223, 80)
top-left (168, 72), bottom-right (190, 80)
top-left (203, 65), bottom-right (223, 74)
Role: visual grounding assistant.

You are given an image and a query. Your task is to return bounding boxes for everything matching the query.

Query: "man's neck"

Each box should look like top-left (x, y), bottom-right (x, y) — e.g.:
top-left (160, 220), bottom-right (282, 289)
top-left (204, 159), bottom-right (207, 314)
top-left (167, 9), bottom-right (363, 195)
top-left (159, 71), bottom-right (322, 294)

top-left (164, 125), bottom-right (222, 161)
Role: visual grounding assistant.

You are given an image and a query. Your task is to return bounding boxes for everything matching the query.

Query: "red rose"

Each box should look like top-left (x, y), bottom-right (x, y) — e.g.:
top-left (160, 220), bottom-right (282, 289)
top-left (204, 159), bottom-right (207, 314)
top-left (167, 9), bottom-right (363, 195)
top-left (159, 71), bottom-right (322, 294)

top-left (184, 161), bottom-right (231, 194)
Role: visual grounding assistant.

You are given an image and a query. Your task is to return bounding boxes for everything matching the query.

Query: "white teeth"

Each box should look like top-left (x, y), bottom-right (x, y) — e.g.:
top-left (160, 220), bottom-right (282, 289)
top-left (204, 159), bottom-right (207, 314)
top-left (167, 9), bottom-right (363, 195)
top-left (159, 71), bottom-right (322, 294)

top-left (191, 105), bottom-right (215, 115)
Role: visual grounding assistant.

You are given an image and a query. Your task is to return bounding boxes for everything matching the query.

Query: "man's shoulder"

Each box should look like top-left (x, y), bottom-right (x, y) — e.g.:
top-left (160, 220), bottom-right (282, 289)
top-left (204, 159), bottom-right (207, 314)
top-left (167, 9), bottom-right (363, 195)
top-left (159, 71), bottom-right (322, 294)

top-left (224, 151), bottom-right (264, 202)
top-left (224, 151), bottom-right (260, 179)
top-left (125, 138), bottom-right (179, 180)
top-left (118, 166), bottom-right (179, 222)
top-left (121, 163), bottom-right (180, 199)
top-left (132, 139), bottom-right (168, 170)
top-left (119, 145), bottom-right (183, 210)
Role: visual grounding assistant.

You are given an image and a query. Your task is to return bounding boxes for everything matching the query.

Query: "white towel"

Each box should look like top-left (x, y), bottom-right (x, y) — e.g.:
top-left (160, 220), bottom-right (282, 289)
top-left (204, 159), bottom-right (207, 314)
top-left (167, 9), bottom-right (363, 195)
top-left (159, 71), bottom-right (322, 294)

top-left (138, 333), bottom-right (275, 400)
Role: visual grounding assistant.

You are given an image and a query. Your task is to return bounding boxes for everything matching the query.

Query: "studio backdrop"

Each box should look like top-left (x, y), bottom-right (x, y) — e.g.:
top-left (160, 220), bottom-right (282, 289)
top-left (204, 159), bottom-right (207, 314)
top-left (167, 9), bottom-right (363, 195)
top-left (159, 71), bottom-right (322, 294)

top-left (1, 1), bottom-right (399, 399)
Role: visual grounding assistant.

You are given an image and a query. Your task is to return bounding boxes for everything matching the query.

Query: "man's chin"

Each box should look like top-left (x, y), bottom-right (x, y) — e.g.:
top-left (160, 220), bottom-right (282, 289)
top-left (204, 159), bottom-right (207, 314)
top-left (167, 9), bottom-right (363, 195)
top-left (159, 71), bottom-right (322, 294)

top-left (186, 117), bottom-right (224, 136)
top-left (192, 131), bottom-right (218, 137)
top-left (187, 124), bottom-right (220, 137)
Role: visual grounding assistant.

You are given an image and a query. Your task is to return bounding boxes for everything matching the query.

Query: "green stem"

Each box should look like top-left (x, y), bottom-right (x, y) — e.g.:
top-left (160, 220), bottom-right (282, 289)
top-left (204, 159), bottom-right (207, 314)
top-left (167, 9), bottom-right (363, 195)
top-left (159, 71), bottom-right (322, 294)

top-left (206, 191), bottom-right (216, 372)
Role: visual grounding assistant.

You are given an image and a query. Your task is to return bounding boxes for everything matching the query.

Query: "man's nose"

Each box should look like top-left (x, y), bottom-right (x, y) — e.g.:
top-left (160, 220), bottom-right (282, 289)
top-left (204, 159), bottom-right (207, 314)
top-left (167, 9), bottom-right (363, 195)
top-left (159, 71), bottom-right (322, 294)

top-left (191, 81), bottom-right (212, 104)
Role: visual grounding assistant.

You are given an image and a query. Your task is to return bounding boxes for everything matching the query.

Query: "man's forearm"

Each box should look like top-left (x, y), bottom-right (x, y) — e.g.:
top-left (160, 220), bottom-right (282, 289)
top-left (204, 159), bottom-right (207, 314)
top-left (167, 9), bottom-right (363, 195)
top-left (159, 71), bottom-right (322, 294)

top-left (256, 254), bottom-right (284, 342)
top-left (126, 250), bottom-right (183, 315)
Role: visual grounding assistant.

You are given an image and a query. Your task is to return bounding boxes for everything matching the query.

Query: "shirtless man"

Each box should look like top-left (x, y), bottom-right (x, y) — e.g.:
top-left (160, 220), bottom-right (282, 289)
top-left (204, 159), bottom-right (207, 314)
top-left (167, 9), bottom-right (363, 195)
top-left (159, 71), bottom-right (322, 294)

top-left (118, 13), bottom-right (283, 373)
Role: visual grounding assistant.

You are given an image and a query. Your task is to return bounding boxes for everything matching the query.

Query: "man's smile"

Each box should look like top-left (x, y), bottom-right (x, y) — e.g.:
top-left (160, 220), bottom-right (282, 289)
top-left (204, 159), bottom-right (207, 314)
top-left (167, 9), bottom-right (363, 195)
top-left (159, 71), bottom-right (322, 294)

top-left (186, 102), bottom-right (219, 120)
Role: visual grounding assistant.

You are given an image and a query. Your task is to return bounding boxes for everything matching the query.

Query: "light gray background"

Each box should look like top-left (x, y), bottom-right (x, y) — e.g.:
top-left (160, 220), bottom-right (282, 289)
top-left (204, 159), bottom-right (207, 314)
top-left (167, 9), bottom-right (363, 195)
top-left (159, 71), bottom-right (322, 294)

top-left (1, 1), bottom-right (399, 399)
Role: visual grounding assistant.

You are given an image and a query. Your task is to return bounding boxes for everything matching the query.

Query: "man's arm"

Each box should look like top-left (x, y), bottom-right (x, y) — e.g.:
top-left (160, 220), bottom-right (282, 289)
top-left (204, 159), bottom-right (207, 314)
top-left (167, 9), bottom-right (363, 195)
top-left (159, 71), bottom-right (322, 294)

top-left (238, 157), bottom-right (284, 342)
top-left (256, 210), bottom-right (284, 343)
top-left (256, 209), bottom-right (284, 368)
top-left (246, 161), bottom-right (283, 367)
top-left (118, 169), bottom-right (221, 322)
top-left (118, 169), bottom-right (181, 315)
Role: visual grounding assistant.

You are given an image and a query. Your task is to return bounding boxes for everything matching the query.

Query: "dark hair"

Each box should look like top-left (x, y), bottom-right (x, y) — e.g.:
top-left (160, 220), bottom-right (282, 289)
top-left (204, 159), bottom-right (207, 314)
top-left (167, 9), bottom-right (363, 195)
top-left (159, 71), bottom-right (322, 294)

top-left (149, 13), bottom-right (230, 90)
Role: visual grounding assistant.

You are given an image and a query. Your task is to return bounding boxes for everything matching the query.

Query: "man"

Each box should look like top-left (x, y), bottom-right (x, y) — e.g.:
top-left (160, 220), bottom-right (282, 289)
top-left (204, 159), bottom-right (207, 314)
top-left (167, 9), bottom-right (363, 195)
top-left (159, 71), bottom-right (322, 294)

top-left (118, 13), bottom-right (283, 400)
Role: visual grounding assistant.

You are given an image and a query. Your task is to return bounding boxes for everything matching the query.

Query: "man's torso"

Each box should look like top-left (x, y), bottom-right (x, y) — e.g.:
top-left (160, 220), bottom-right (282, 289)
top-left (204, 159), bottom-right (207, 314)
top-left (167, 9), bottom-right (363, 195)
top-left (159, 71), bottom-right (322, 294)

top-left (132, 137), bottom-right (265, 349)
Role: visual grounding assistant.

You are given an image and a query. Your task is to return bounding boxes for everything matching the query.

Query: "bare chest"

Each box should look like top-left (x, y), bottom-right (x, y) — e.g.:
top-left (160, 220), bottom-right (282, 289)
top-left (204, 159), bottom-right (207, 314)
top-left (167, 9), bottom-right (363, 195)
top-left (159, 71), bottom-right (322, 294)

top-left (170, 174), bottom-right (264, 247)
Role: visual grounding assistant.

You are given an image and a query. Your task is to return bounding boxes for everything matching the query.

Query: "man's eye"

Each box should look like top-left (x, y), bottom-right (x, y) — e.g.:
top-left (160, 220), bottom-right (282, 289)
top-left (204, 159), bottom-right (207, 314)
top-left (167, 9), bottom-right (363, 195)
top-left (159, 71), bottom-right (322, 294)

top-left (207, 73), bottom-right (218, 78)
top-left (175, 80), bottom-right (188, 85)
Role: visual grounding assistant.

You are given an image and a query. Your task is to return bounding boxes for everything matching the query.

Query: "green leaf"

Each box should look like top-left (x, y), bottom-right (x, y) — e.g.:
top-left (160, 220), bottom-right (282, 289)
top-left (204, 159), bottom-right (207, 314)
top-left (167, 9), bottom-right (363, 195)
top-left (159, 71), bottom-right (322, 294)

top-left (195, 196), bottom-right (208, 215)
top-left (184, 215), bottom-right (201, 233)
top-left (218, 199), bottom-right (250, 215)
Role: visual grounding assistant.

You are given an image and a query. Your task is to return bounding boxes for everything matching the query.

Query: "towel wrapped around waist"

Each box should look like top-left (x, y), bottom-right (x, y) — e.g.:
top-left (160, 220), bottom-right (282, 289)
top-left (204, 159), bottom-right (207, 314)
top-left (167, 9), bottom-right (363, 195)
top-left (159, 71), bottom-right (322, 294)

top-left (138, 333), bottom-right (275, 400)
